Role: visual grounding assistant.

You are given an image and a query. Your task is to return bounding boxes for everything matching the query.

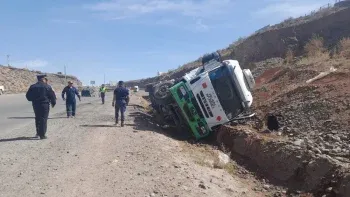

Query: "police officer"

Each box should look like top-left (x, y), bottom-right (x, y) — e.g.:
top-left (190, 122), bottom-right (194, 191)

top-left (62, 81), bottom-right (81, 118)
top-left (112, 81), bottom-right (129, 127)
top-left (99, 84), bottom-right (107, 104)
top-left (25, 74), bottom-right (56, 139)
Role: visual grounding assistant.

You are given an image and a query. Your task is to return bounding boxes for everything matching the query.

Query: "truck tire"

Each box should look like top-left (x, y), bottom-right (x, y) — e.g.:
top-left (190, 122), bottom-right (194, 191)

top-left (153, 81), bottom-right (174, 105)
top-left (145, 83), bottom-right (154, 93)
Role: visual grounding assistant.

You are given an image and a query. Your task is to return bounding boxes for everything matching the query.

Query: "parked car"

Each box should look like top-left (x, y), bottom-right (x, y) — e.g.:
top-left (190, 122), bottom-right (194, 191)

top-left (133, 86), bottom-right (139, 92)
top-left (81, 89), bottom-right (93, 97)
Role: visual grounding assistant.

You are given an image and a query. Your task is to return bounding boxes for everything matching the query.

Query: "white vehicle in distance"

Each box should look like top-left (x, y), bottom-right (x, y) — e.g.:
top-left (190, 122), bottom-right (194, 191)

top-left (0, 86), bottom-right (5, 95)
top-left (133, 86), bottom-right (139, 92)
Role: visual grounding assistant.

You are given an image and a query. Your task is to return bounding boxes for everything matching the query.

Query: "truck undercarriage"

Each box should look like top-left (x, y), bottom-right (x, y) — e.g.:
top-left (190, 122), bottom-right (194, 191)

top-left (145, 52), bottom-right (256, 140)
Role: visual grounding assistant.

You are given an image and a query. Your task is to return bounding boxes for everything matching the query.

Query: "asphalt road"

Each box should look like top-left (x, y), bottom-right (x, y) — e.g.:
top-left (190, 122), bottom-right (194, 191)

top-left (0, 93), bottom-right (101, 135)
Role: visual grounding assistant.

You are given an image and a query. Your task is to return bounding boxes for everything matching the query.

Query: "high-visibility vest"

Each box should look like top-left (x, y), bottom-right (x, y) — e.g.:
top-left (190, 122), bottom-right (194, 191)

top-left (100, 87), bottom-right (106, 93)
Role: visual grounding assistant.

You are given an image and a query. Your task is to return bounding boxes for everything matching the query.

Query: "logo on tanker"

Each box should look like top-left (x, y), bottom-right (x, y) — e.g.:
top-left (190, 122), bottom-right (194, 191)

top-left (206, 93), bottom-right (216, 108)
top-left (200, 93), bottom-right (213, 116)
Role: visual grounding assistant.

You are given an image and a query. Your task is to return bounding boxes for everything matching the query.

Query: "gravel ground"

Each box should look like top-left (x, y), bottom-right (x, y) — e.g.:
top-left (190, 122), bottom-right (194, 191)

top-left (0, 92), bottom-right (270, 197)
top-left (252, 57), bottom-right (350, 164)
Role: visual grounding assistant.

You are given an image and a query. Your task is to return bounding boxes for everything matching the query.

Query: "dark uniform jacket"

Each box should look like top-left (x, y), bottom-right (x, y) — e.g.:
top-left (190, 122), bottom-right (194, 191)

top-left (62, 86), bottom-right (80, 103)
top-left (114, 87), bottom-right (129, 105)
top-left (26, 82), bottom-right (56, 106)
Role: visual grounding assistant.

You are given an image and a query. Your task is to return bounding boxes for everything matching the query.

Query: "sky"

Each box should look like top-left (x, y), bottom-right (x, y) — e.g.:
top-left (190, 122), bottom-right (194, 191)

top-left (0, 0), bottom-right (332, 85)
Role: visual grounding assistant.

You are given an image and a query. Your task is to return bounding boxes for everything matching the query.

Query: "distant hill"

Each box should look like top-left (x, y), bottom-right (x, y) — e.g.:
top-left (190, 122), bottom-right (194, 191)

top-left (0, 65), bottom-right (82, 94)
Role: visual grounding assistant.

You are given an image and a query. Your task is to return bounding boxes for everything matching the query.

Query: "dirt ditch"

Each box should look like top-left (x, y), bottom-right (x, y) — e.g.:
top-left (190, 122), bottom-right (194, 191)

top-left (138, 88), bottom-right (350, 197)
top-left (216, 125), bottom-right (350, 197)
top-left (234, 59), bottom-right (350, 196)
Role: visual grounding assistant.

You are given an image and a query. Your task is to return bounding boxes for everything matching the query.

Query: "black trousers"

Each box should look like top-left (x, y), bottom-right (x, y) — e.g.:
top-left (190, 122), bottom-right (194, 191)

top-left (33, 103), bottom-right (50, 137)
top-left (101, 93), bottom-right (105, 104)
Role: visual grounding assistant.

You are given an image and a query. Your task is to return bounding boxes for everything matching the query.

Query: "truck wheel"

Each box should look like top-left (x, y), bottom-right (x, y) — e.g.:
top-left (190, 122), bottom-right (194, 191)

top-left (145, 83), bottom-right (154, 93)
top-left (153, 81), bottom-right (174, 105)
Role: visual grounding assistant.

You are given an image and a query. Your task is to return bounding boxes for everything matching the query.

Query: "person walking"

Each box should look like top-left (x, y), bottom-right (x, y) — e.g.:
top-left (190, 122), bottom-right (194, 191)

top-left (99, 84), bottom-right (107, 104)
top-left (25, 74), bottom-right (56, 139)
top-left (112, 81), bottom-right (129, 127)
top-left (62, 81), bottom-right (81, 118)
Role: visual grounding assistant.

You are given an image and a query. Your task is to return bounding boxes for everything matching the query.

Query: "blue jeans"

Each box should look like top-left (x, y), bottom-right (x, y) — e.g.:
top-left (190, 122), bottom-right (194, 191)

top-left (115, 102), bottom-right (126, 121)
top-left (66, 101), bottom-right (76, 117)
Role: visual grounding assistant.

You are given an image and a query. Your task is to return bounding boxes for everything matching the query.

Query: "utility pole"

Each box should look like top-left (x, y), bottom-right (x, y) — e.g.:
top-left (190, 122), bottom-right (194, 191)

top-left (104, 73), bottom-right (106, 85)
top-left (6, 55), bottom-right (10, 66)
top-left (64, 65), bottom-right (67, 84)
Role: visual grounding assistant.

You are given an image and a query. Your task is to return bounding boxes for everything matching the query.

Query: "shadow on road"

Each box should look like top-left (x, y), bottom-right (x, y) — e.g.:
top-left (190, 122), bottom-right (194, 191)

top-left (80, 124), bottom-right (117, 128)
top-left (129, 111), bottom-right (195, 142)
top-left (0, 137), bottom-right (40, 142)
top-left (8, 117), bottom-right (67, 120)
top-left (128, 104), bottom-right (145, 108)
top-left (124, 123), bottom-right (136, 126)
top-left (142, 96), bottom-right (150, 101)
top-left (80, 123), bottom-right (137, 128)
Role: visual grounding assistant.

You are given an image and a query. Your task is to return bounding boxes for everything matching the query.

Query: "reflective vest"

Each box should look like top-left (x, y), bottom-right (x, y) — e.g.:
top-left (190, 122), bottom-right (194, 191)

top-left (100, 87), bottom-right (106, 93)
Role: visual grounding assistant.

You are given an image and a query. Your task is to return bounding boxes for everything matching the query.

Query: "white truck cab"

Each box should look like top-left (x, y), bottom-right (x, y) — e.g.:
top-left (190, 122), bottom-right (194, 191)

top-left (183, 59), bottom-right (255, 129)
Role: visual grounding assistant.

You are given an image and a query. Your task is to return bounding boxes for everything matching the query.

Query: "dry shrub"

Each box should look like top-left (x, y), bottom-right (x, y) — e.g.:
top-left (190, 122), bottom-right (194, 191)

top-left (338, 37), bottom-right (350, 58)
top-left (298, 35), bottom-right (330, 66)
top-left (297, 53), bottom-right (329, 66)
top-left (304, 35), bottom-right (327, 57)
top-left (246, 62), bottom-right (257, 70)
top-left (285, 49), bottom-right (294, 63)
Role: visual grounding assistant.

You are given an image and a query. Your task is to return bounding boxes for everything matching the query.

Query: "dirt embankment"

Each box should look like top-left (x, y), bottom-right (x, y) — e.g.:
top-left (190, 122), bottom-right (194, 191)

top-left (0, 65), bottom-right (82, 94)
top-left (126, 7), bottom-right (350, 88)
top-left (252, 57), bottom-right (350, 162)
top-left (215, 53), bottom-right (350, 196)
top-left (226, 7), bottom-right (350, 65)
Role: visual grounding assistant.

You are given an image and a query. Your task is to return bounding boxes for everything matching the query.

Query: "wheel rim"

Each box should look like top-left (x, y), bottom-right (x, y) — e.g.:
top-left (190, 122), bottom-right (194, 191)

top-left (155, 84), bottom-right (171, 99)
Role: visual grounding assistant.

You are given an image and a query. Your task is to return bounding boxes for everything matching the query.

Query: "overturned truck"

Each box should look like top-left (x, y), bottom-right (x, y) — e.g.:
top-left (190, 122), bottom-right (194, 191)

top-left (146, 52), bottom-right (255, 140)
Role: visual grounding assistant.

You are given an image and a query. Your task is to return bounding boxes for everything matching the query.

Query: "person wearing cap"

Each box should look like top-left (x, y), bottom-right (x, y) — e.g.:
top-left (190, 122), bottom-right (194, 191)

top-left (99, 84), bottom-right (107, 104)
top-left (25, 74), bottom-right (56, 139)
top-left (112, 81), bottom-right (129, 127)
top-left (62, 81), bottom-right (81, 118)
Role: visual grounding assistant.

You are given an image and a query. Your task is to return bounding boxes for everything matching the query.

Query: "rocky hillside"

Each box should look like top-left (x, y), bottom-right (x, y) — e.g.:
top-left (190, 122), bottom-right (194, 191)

top-left (126, 5), bottom-right (350, 87)
top-left (252, 38), bottom-right (350, 161)
top-left (0, 65), bottom-right (82, 94)
top-left (224, 6), bottom-right (350, 65)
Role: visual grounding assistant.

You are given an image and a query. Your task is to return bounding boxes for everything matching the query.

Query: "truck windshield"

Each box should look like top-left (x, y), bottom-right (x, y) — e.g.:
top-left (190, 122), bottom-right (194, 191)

top-left (208, 65), bottom-right (243, 119)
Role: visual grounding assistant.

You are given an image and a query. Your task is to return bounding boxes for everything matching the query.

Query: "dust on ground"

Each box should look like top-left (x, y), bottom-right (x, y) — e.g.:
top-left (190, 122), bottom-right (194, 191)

top-left (0, 91), bottom-right (273, 197)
